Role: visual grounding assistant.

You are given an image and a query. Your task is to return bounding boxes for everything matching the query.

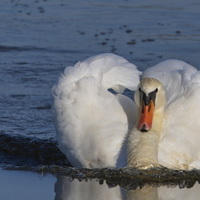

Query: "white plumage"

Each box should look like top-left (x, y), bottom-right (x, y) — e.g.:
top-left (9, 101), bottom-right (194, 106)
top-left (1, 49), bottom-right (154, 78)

top-left (52, 53), bottom-right (141, 168)
top-left (53, 53), bottom-right (200, 170)
top-left (128, 59), bottom-right (200, 170)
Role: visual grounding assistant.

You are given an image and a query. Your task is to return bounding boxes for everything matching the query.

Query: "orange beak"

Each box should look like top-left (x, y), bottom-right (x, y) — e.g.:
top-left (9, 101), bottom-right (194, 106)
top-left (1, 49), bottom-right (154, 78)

top-left (138, 100), bottom-right (155, 132)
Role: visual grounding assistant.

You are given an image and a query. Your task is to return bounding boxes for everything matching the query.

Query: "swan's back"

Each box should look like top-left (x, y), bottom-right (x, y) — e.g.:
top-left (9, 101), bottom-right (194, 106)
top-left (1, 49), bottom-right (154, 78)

top-left (52, 53), bottom-right (141, 168)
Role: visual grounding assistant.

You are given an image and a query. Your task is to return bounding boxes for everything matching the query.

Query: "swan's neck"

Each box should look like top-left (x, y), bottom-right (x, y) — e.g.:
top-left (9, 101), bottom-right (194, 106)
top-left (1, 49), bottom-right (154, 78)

top-left (127, 107), bottom-right (164, 168)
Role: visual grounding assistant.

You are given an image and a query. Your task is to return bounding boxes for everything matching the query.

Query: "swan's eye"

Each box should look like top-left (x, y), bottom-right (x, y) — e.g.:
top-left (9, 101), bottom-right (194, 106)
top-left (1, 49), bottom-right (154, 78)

top-left (155, 88), bottom-right (158, 93)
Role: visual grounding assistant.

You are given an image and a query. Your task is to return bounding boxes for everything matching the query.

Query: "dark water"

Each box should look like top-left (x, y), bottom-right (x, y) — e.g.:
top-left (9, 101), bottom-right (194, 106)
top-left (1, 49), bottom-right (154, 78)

top-left (1, 0), bottom-right (200, 199)
top-left (1, 0), bottom-right (200, 139)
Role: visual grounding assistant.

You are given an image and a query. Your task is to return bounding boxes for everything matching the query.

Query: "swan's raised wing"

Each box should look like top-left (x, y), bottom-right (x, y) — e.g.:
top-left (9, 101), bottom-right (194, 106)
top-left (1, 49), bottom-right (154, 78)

top-left (52, 53), bottom-right (141, 168)
top-left (64, 53), bottom-right (141, 93)
top-left (158, 70), bottom-right (200, 169)
top-left (147, 60), bottom-right (200, 169)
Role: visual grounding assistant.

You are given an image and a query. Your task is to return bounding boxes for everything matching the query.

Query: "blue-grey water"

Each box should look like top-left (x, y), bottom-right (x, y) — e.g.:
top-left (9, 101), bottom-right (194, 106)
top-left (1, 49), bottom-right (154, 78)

top-left (1, 0), bottom-right (200, 199)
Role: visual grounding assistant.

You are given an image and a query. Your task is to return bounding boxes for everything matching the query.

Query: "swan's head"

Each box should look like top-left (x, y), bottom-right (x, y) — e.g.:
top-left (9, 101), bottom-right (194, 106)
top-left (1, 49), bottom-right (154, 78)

top-left (134, 78), bottom-right (166, 132)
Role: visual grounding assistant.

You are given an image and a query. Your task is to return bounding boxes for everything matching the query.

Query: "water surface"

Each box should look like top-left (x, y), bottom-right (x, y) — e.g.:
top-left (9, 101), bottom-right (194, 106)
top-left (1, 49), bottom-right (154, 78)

top-left (0, 169), bottom-right (55, 200)
top-left (1, 0), bottom-right (200, 199)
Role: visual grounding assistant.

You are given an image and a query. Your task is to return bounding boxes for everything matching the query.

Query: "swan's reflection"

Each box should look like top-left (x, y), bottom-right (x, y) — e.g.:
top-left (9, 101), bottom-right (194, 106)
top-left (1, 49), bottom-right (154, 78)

top-left (54, 175), bottom-right (127, 200)
top-left (158, 182), bottom-right (200, 200)
top-left (54, 176), bottom-right (200, 200)
top-left (128, 185), bottom-right (158, 200)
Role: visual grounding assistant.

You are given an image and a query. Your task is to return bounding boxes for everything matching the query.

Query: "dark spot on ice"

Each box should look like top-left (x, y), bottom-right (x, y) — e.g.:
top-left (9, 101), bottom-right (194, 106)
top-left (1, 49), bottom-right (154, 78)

top-left (127, 39), bottom-right (136, 45)
top-left (176, 30), bottom-right (181, 35)
top-left (142, 38), bottom-right (155, 42)
top-left (126, 29), bottom-right (133, 33)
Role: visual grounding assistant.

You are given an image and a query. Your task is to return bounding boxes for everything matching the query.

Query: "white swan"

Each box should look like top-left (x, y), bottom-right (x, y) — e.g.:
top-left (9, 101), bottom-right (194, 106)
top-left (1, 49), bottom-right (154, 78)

top-left (128, 59), bottom-right (200, 170)
top-left (52, 53), bottom-right (141, 168)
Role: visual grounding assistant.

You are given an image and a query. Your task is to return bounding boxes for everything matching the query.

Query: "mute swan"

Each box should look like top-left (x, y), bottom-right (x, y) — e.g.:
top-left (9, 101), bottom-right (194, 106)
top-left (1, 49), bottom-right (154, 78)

top-left (128, 59), bottom-right (200, 170)
top-left (52, 53), bottom-right (141, 168)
